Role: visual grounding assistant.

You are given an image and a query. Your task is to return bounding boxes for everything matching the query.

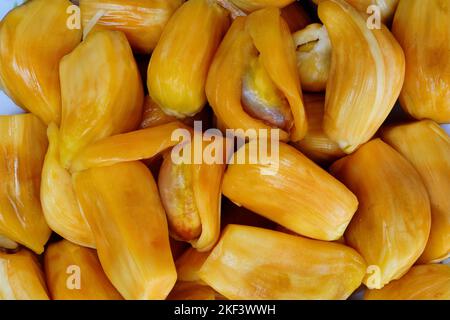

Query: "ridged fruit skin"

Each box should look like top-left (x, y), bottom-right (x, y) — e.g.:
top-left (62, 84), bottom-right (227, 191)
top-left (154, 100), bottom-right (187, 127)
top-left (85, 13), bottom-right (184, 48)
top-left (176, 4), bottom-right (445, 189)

top-left (72, 161), bottom-right (176, 300)
top-left (158, 133), bottom-right (226, 251)
top-left (70, 121), bottom-right (190, 172)
top-left (318, 0), bottom-right (405, 153)
top-left (0, 114), bottom-right (51, 254)
top-left (382, 120), bottom-right (450, 263)
top-left (79, 0), bottom-right (182, 53)
top-left (330, 139), bottom-right (431, 289)
top-left (44, 240), bottom-right (123, 300)
top-left (392, 0), bottom-right (450, 123)
top-left (229, 0), bottom-right (295, 12)
top-left (0, 0), bottom-right (82, 125)
top-left (0, 249), bottom-right (49, 300)
top-left (147, 0), bottom-right (230, 118)
top-left (41, 124), bottom-right (95, 248)
top-left (293, 23), bottom-right (331, 92)
top-left (206, 8), bottom-right (307, 142)
top-left (365, 264), bottom-right (450, 300)
top-left (199, 225), bottom-right (366, 300)
top-left (293, 94), bottom-right (345, 164)
top-left (59, 29), bottom-right (143, 168)
top-left (222, 142), bottom-right (358, 241)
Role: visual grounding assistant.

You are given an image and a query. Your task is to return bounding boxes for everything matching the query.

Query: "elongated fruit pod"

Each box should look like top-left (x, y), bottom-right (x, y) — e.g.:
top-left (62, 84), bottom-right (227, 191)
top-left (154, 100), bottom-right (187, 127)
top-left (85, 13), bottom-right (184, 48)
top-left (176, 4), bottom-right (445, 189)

top-left (176, 248), bottom-right (210, 283)
top-left (293, 24), bottom-right (331, 92)
top-left (41, 124), bottom-right (95, 248)
top-left (206, 8), bottom-right (307, 141)
top-left (59, 29), bottom-right (143, 168)
top-left (147, 0), bottom-right (230, 118)
top-left (313, 0), bottom-right (399, 23)
top-left (70, 121), bottom-right (190, 172)
top-left (228, 0), bottom-right (295, 12)
top-left (79, 0), bottom-right (182, 53)
top-left (222, 142), bottom-right (358, 241)
top-left (44, 240), bottom-right (122, 300)
top-left (318, 0), bottom-right (405, 153)
top-left (0, 114), bottom-right (51, 254)
top-left (382, 120), bottom-right (450, 263)
top-left (0, 0), bottom-right (81, 125)
top-left (158, 133), bottom-right (226, 251)
top-left (365, 264), bottom-right (450, 300)
top-left (167, 282), bottom-right (218, 300)
top-left (0, 249), bottom-right (49, 300)
top-left (73, 161), bottom-right (176, 300)
top-left (392, 0), bottom-right (450, 123)
top-left (293, 94), bottom-right (345, 164)
top-left (330, 139), bottom-right (431, 289)
top-left (199, 225), bottom-right (366, 299)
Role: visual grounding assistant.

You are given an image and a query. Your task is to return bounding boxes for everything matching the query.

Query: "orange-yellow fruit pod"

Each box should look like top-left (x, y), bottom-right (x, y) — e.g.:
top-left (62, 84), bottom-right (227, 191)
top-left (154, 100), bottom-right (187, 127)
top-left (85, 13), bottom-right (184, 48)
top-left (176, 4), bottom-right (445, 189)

top-left (330, 139), bottom-right (431, 289)
top-left (312, 0), bottom-right (399, 23)
top-left (41, 124), bottom-right (95, 248)
top-left (293, 24), bottom-right (331, 92)
top-left (381, 120), bottom-right (450, 264)
top-left (392, 0), bottom-right (450, 123)
top-left (147, 0), bottom-right (230, 118)
top-left (59, 29), bottom-right (143, 169)
top-left (0, 249), bottom-right (49, 300)
top-left (176, 248), bottom-right (210, 283)
top-left (44, 240), bottom-right (123, 300)
top-left (365, 264), bottom-right (450, 300)
top-left (228, 0), bottom-right (295, 12)
top-left (318, 0), bottom-right (405, 153)
top-left (79, 0), bottom-right (182, 53)
top-left (222, 142), bottom-right (358, 241)
top-left (167, 282), bottom-right (218, 300)
top-left (0, 114), bottom-right (51, 254)
top-left (199, 225), bottom-right (366, 300)
top-left (158, 132), bottom-right (226, 251)
top-left (0, 0), bottom-right (81, 125)
top-left (293, 94), bottom-right (345, 164)
top-left (206, 8), bottom-right (307, 142)
top-left (69, 121), bottom-right (190, 172)
top-left (280, 1), bottom-right (311, 32)
top-left (72, 161), bottom-right (176, 300)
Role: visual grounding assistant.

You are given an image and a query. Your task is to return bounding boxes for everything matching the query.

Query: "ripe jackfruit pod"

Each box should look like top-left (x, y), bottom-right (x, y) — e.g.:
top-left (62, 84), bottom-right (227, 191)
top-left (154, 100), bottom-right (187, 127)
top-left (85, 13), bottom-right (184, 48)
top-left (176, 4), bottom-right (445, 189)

top-left (44, 240), bottom-right (123, 300)
top-left (330, 139), bottom-right (431, 289)
top-left (70, 121), bottom-right (190, 172)
top-left (59, 29), bottom-right (143, 168)
top-left (222, 142), bottom-right (358, 241)
top-left (0, 249), bottom-right (49, 300)
top-left (228, 0), bottom-right (295, 12)
top-left (293, 94), bottom-right (345, 164)
top-left (158, 133), bottom-right (226, 251)
top-left (79, 0), bottom-right (182, 53)
top-left (167, 282), bottom-right (218, 300)
top-left (176, 248), bottom-right (210, 283)
top-left (365, 264), bottom-right (450, 300)
top-left (147, 0), bottom-right (230, 118)
top-left (392, 0), bottom-right (450, 123)
top-left (313, 0), bottom-right (399, 23)
top-left (199, 225), bottom-right (366, 300)
top-left (0, 114), bottom-right (51, 254)
top-left (0, 0), bottom-right (81, 125)
top-left (206, 7), bottom-right (307, 142)
top-left (382, 120), bottom-right (450, 263)
top-left (41, 124), bottom-right (95, 248)
top-left (293, 24), bottom-right (331, 92)
top-left (319, 0), bottom-right (405, 153)
top-left (73, 161), bottom-right (176, 300)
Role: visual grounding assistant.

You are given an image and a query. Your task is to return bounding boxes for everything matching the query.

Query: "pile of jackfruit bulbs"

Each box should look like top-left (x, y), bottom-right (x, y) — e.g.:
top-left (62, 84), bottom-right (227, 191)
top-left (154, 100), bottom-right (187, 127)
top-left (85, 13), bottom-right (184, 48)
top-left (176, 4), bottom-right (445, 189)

top-left (0, 0), bottom-right (449, 300)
